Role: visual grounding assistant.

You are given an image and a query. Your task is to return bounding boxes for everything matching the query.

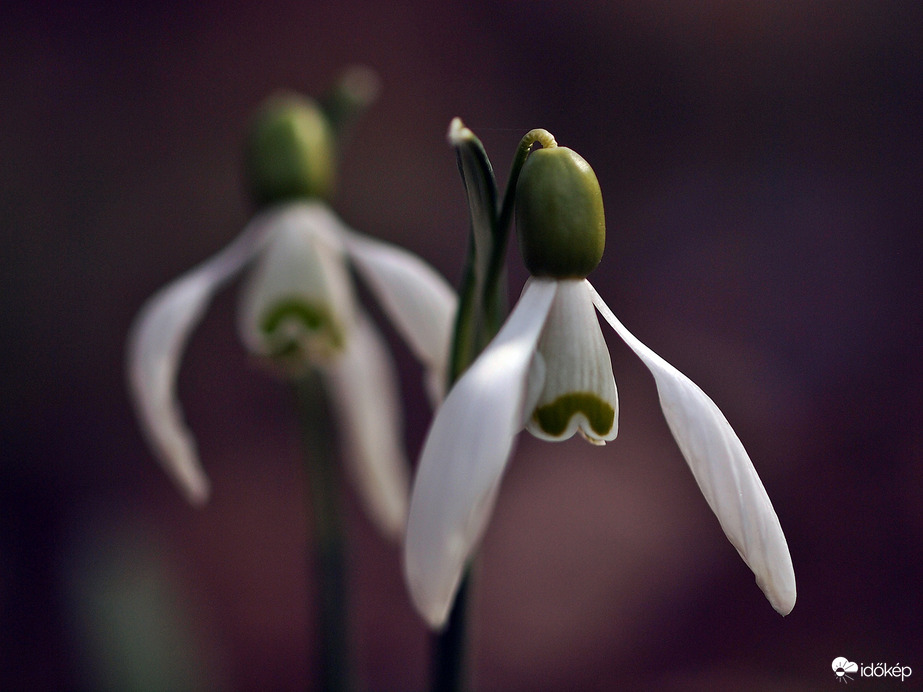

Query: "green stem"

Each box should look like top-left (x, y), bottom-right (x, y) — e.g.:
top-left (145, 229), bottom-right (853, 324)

top-left (496, 128), bottom-right (557, 243)
top-left (294, 370), bottom-right (350, 692)
top-left (447, 233), bottom-right (481, 385)
top-left (430, 570), bottom-right (472, 692)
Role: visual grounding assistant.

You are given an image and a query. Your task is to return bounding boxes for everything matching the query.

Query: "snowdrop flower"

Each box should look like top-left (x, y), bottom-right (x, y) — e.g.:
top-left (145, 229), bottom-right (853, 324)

top-left (128, 92), bottom-right (456, 540)
top-left (404, 141), bottom-right (795, 627)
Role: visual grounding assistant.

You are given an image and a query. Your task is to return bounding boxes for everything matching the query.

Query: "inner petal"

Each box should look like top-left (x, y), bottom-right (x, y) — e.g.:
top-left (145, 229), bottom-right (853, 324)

top-left (238, 211), bottom-right (356, 370)
top-left (525, 280), bottom-right (618, 444)
top-left (259, 297), bottom-right (345, 363)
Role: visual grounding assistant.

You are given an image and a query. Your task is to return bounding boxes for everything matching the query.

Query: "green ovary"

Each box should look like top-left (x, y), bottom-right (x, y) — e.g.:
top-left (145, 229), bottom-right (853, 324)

top-left (245, 93), bottom-right (336, 206)
top-left (260, 299), bottom-right (344, 358)
top-left (532, 392), bottom-right (615, 438)
top-left (515, 146), bottom-right (605, 279)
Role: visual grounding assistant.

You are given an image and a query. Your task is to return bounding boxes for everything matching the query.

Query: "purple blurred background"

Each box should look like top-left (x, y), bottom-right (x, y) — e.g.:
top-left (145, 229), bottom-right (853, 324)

top-left (2, 1), bottom-right (921, 690)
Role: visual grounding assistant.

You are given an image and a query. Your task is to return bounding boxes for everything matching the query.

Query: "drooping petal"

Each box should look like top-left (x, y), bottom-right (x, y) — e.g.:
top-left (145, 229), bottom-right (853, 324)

top-left (525, 279), bottom-right (618, 445)
top-left (323, 313), bottom-right (409, 541)
top-left (126, 211), bottom-right (276, 504)
top-left (237, 202), bottom-right (357, 369)
top-left (338, 226), bottom-right (458, 402)
top-left (404, 278), bottom-right (557, 629)
top-left (589, 281), bottom-right (796, 615)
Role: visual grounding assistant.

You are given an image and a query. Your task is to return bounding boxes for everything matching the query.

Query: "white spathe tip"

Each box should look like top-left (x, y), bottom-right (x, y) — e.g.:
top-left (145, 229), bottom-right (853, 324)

top-left (447, 117), bottom-right (474, 146)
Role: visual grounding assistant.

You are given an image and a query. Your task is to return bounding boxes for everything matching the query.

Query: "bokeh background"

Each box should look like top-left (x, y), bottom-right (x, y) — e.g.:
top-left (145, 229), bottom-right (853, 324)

top-left (2, 1), bottom-right (921, 690)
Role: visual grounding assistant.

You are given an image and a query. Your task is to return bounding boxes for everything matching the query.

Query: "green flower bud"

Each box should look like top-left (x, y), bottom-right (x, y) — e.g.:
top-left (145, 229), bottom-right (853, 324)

top-left (515, 146), bottom-right (605, 279)
top-left (245, 93), bottom-right (336, 206)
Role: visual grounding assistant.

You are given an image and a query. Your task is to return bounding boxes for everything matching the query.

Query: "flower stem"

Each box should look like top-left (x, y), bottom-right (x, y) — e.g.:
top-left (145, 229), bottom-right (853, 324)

top-left (294, 370), bottom-right (350, 692)
top-left (431, 569), bottom-right (472, 692)
top-left (498, 129), bottom-right (555, 223)
top-left (485, 128), bottom-right (557, 334)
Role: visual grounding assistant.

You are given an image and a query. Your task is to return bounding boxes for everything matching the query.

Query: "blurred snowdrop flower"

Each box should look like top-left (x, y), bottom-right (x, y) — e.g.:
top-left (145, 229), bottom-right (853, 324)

top-left (404, 140), bottom-right (795, 627)
top-left (127, 90), bottom-right (456, 540)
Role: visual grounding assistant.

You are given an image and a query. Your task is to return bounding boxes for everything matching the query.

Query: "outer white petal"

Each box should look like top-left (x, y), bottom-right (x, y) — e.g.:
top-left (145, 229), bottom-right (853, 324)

top-left (338, 226), bottom-right (458, 402)
top-left (126, 211), bottom-right (276, 504)
top-left (589, 281), bottom-right (796, 615)
top-left (525, 279), bottom-right (618, 445)
top-left (404, 278), bottom-right (557, 629)
top-left (323, 313), bottom-right (409, 541)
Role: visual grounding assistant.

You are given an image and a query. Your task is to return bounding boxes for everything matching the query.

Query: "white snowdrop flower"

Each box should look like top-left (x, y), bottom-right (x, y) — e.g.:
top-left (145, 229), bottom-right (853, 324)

top-left (127, 94), bottom-right (456, 540)
top-left (404, 142), bottom-right (795, 627)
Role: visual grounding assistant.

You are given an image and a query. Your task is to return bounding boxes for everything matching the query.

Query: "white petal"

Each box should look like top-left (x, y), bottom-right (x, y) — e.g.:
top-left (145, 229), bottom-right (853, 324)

top-left (237, 202), bottom-right (357, 364)
top-left (338, 227), bottom-right (458, 402)
top-left (525, 279), bottom-right (618, 445)
top-left (404, 278), bottom-right (557, 628)
top-left (589, 281), bottom-right (796, 615)
top-left (126, 211), bottom-right (276, 504)
top-left (323, 314), bottom-right (409, 541)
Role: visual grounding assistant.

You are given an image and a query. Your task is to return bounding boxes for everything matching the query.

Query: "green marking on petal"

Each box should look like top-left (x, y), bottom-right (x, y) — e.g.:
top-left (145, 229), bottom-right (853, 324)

top-left (532, 391), bottom-right (615, 438)
top-left (260, 298), bottom-right (344, 359)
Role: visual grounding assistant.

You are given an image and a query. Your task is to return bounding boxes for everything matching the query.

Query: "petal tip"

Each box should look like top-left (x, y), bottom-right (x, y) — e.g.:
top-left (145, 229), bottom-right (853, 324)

top-left (184, 481), bottom-right (211, 507)
top-left (375, 505), bottom-right (408, 544)
top-left (757, 569), bottom-right (796, 616)
top-left (769, 584), bottom-right (797, 617)
top-left (422, 602), bottom-right (450, 632)
top-left (176, 468), bottom-right (211, 507)
top-left (407, 577), bottom-right (452, 631)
